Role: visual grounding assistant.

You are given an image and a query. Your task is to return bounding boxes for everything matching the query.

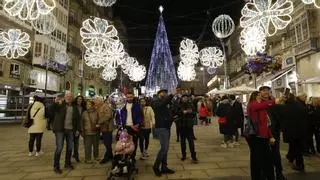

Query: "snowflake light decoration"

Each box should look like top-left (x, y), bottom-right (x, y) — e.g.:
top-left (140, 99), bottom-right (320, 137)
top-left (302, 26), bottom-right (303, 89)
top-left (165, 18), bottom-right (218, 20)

top-left (301, 0), bottom-right (320, 8)
top-left (207, 67), bottom-right (216, 75)
top-left (105, 41), bottom-right (125, 69)
top-left (84, 49), bottom-right (108, 68)
top-left (4, 0), bottom-right (56, 21)
top-left (177, 63), bottom-right (196, 81)
top-left (129, 65), bottom-right (146, 82)
top-left (31, 12), bottom-right (57, 35)
top-left (179, 38), bottom-right (199, 65)
top-left (212, 14), bottom-right (235, 39)
top-left (55, 51), bottom-right (70, 65)
top-left (0, 29), bottom-right (31, 59)
top-left (200, 47), bottom-right (224, 68)
top-left (80, 17), bottom-right (119, 53)
top-left (121, 56), bottom-right (138, 75)
top-left (240, 0), bottom-right (294, 37)
top-left (93, 0), bottom-right (117, 7)
top-left (101, 66), bottom-right (117, 81)
top-left (239, 25), bottom-right (266, 56)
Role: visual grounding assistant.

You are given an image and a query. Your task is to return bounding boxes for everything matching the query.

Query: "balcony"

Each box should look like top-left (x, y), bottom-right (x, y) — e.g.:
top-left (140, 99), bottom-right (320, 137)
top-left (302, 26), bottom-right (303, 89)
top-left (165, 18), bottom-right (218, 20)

top-left (293, 39), bottom-right (317, 56)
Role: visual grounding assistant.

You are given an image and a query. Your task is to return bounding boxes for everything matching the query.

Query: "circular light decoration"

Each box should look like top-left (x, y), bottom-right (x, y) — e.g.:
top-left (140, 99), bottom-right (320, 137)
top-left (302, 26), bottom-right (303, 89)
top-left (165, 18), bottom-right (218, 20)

top-left (4, 0), bottom-right (56, 21)
top-left (84, 49), bottom-right (107, 68)
top-left (179, 38), bottom-right (199, 65)
top-left (80, 17), bottom-right (119, 53)
top-left (240, 25), bottom-right (266, 56)
top-left (207, 67), bottom-right (216, 75)
top-left (121, 56), bottom-right (139, 75)
top-left (108, 90), bottom-right (127, 110)
top-left (55, 51), bottom-right (70, 65)
top-left (240, 0), bottom-right (294, 37)
top-left (212, 14), bottom-right (235, 39)
top-left (101, 66), bottom-right (117, 81)
top-left (200, 47), bottom-right (224, 68)
top-left (105, 41), bottom-right (125, 69)
top-left (129, 65), bottom-right (146, 82)
top-left (31, 12), bottom-right (57, 35)
top-left (0, 29), bottom-right (31, 59)
top-left (93, 0), bottom-right (117, 7)
top-left (302, 0), bottom-right (320, 8)
top-left (177, 63), bottom-right (196, 81)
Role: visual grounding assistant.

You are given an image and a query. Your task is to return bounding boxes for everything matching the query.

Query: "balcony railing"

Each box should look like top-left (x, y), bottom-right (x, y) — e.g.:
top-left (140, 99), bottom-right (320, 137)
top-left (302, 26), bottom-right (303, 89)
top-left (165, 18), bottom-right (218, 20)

top-left (293, 39), bottom-right (317, 56)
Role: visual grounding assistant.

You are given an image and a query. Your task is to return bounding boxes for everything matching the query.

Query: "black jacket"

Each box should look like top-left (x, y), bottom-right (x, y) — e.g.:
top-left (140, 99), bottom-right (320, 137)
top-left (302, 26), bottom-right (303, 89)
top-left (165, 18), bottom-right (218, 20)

top-left (216, 99), bottom-right (236, 135)
top-left (152, 95), bottom-right (174, 129)
top-left (280, 100), bottom-right (308, 142)
top-left (229, 101), bottom-right (244, 128)
top-left (267, 104), bottom-right (283, 139)
top-left (48, 102), bottom-right (81, 132)
top-left (178, 102), bottom-right (194, 129)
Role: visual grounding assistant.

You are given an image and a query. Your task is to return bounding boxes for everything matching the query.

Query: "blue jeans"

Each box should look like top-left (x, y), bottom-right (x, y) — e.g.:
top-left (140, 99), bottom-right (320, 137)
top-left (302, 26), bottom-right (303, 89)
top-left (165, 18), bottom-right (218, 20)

top-left (54, 130), bottom-right (74, 169)
top-left (102, 132), bottom-right (113, 160)
top-left (153, 128), bottom-right (170, 170)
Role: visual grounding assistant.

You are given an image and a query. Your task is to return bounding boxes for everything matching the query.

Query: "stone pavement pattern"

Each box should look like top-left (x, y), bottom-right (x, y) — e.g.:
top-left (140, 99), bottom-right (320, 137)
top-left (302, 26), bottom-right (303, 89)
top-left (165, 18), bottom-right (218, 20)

top-left (1, 122), bottom-right (320, 180)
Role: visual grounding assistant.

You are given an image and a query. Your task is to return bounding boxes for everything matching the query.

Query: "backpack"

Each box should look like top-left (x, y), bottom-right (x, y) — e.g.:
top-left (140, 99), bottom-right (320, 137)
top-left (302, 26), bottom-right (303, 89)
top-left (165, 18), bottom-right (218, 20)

top-left (22, 103), bottom-right (40, 128)
top-left (199, 106), bottom-right (208, 118)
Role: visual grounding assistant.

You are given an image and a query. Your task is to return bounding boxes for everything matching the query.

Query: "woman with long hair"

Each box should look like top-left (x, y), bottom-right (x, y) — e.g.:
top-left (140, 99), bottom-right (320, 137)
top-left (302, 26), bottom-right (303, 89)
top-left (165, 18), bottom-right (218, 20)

top-left (138, 98), bottom-right (155, 160)
top-left (28, 95), bottom-right (47, 156)
top-left (72, 95), bottom-right (86, 162)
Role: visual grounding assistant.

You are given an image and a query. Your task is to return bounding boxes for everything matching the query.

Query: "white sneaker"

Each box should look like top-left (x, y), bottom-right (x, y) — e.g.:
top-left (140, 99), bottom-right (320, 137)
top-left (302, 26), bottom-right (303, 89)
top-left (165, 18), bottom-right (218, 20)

top-left (112, 166), bottom-right (120, 174)
top-left (28, 152), bottom-right (33, 157)
top-left (35, 152), bottom-right (40, 157)
top-left (123, 166), bottom-right (128, 173)
top-left (220, 143), bottom-right (227, 148)
top-left (228, 143), bottom-right (234, 148)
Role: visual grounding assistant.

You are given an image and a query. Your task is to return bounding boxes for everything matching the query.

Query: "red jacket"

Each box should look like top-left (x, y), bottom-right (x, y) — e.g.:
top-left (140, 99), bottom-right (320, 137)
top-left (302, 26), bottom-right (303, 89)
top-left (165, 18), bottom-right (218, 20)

top-left (248, 100), bottom-right (275, 138)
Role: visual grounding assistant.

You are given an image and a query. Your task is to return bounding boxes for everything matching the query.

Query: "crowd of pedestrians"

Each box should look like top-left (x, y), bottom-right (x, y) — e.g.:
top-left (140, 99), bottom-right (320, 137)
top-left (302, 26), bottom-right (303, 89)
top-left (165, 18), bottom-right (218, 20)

top-left (24, 86), bottom-right (320, 179)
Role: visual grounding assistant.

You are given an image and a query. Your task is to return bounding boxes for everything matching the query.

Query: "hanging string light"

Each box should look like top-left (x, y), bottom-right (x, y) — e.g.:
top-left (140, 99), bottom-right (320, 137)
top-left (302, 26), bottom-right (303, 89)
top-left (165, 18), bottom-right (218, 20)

top-left (4, 0), bottom-right (56, 21)
top-left (84, 49), bottom-right (108, 68)
top-left (0, 29), bottom-right (31, 59)
top-left (179, 38), bottom-right (199, 65)
top-left (177, 62), bottom-right (196, 81)
top-left (301, 0), bottom-right (320, 8)
top-left (212, 14), bottom-right (235, 39)
top-left (31, 12), bottom-right (57, 35)
top-left (121, 56), bottom-right (139, 75)
top-left (240, 0), bottom-right (294, 37)
top-left (101, 66), bottom-right (117, 81)
top-left (200, 47), bottom-right (224, 68)
top-left (55, 51), bottom-right (70, 65)
top-left (239, 25), bottom-right (266, 56)
top-left (104, 41), bottom-right (125, 69)
top-left (207, 67), bottom-right (217, 75)
top-left (129, 65), bottom-right (146, 82)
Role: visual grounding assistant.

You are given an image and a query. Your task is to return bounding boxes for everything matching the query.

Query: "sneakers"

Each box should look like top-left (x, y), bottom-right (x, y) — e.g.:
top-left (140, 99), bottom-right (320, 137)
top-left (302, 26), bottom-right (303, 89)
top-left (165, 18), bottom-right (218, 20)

top-left (35, 152), bottom-right (40, 157)
top-left (112, 166), bottom-right (120, 174)
top-left (140, 153), bottom-right (147, 160)
top-left (123, 166), bottom-right (128, 173)
top-left (28, 152), bottom-right (33, 157)
top-left (161, 168), bottom-right (175, 174)
top-left (220, 143), bottom-right (227, 148)
top-left (233, 142), bottom-right (240, 146)
top-left (228, 142), bottom-right (234, 148)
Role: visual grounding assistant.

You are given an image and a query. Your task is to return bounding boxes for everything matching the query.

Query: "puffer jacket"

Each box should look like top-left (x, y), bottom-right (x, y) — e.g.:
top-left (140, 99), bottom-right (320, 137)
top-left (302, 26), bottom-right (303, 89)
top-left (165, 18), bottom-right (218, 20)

top-left (98, 102), bottom-right (114, 133)
top-left (28, 101), bottom-right (47, 133)
top-left (82, 110), bottom-right (99, 135)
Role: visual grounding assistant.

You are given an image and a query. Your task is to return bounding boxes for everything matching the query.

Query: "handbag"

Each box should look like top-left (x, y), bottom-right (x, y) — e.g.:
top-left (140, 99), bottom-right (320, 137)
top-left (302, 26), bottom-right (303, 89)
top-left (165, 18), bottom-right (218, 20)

top-left (218, 117), bottom-right (227, 124)
top-left (23, 106), bottom-right (40, 128)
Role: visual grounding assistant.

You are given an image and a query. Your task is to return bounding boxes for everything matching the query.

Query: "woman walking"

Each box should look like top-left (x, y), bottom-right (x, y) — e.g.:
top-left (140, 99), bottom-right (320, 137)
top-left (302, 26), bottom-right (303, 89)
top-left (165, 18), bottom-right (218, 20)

top-left (139, 98), bottom-right (155, 160)
top-left (73, 95), bottom-right (86, 162)
top-left (28, 95), bottom-right (47, 156)
top-left (81, 101), bottom-right (100, 163)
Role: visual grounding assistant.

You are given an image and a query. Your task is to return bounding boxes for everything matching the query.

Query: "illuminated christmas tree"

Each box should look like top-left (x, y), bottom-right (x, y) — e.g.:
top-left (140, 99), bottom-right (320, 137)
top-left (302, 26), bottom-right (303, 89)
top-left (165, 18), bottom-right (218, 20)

top-left (145, 6), bottom-right (178, 94)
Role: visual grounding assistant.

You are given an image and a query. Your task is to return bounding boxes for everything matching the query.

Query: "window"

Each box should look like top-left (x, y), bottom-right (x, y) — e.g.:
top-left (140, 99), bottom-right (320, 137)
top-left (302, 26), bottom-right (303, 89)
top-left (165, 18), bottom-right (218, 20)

top-left (64, 0), bottom-right (69, 9)
top-left (44, 44), bottom-right (49, 60)
top-left (0, 59), bottom-right (3, 77)
top-left (62, 33), bottom-right (66, 43)
top-left (69, 11), bottom-right (75, 24)
top-left (35, 42), bottom-right (42, 57)
top-left (50, 47), bottom-right (55, 58)
top-left (0, 0), bottom-right (4, 10)
top-left (57, 30), bottom-right (61, 41)
top-left (292, 13), bottom-right (310, 45)
top-left (10, 63), bottom-right (20, 76)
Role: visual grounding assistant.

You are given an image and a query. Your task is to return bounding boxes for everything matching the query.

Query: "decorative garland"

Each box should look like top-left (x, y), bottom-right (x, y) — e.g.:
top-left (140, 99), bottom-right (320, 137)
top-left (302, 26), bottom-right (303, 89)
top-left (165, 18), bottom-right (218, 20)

top-left (245, 52), bottom-right (282, 75)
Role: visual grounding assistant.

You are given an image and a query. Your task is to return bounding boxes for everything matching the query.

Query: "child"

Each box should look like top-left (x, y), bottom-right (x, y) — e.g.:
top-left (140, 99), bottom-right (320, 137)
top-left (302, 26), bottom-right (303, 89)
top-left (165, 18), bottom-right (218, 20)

top-left (199, 102), bottom-right (209, 125)
top-left (112, 129), bottom-right (135, 174)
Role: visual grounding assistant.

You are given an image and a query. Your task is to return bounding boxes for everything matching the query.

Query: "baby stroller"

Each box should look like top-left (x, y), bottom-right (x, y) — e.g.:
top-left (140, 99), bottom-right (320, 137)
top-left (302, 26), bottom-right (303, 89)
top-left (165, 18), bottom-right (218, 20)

top-left (107, 128), bottom-right (138, 180)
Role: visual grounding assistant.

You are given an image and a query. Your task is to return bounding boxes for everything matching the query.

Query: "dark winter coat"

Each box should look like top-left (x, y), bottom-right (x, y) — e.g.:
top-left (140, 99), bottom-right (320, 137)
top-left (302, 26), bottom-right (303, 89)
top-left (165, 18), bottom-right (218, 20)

top-left (280, 100), bottom-right (308, 143)
top-left (229, 101), bottom-right (244, 128)
top-left (152, 95), bottom-right (174, 129)
top-left (267, 104), bottom-right (283, 139)
top-left (116, 102), bottom-right (143, 126)
top-left (215, 99), bottom-right (236, 135)
top-left (178, 102), bottom-right (195, 129)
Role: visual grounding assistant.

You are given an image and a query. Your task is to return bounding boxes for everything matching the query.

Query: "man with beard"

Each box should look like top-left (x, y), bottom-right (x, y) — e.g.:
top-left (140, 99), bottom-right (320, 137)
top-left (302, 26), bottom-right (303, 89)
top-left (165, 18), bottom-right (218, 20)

top-left (116, 91), bottom-right (142, 162)
top-left (179, 95), bottom-right (198, 163)
top-left (152, 89), bottom-right (176, 177)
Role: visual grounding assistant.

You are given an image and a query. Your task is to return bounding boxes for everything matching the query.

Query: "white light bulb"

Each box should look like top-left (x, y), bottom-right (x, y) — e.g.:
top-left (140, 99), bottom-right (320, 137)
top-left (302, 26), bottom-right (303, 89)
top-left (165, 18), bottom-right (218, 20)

top-left (239, 25), bottom-right (266, 56)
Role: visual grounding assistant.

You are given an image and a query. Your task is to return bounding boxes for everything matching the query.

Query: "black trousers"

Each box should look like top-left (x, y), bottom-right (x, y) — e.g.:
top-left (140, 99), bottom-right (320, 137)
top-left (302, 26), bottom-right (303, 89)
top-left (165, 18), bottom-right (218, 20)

top-left (306, 125), bottom-right (320, 153)
top-left (73, 134), bottom-right (80, 159)
top-left (287, 138), bottom-right (304, 167)
top-left (138, 128), bottom-right (151, 153)
top-left (180, 127), bottom-right (196, 159)
top-left (249, 136), bottom-right (275, 180)
top-left (175, 121), bottom-right (181, 141)
top-left (29, 133), bottom-right (43, 152)
top-left (271, 135), bottom-right (283, 176)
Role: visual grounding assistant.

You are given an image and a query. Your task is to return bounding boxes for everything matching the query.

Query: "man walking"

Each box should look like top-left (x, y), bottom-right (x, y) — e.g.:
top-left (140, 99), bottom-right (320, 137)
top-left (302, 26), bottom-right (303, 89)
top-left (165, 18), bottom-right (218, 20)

top-left (49, 91), bottom-right (80, 174)
top-left (152, 89), bottom-right (176, 177)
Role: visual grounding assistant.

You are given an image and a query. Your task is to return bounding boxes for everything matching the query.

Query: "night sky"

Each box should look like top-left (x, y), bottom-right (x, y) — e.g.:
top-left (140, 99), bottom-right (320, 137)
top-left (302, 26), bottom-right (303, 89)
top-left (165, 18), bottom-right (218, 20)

top-left (113, 0), bottom-right (244, 65)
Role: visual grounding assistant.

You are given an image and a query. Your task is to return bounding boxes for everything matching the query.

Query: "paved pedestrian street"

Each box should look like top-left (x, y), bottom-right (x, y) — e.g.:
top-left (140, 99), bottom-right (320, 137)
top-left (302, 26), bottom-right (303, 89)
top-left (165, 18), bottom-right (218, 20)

top-left (1, 122), bottom-right (320, 180)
